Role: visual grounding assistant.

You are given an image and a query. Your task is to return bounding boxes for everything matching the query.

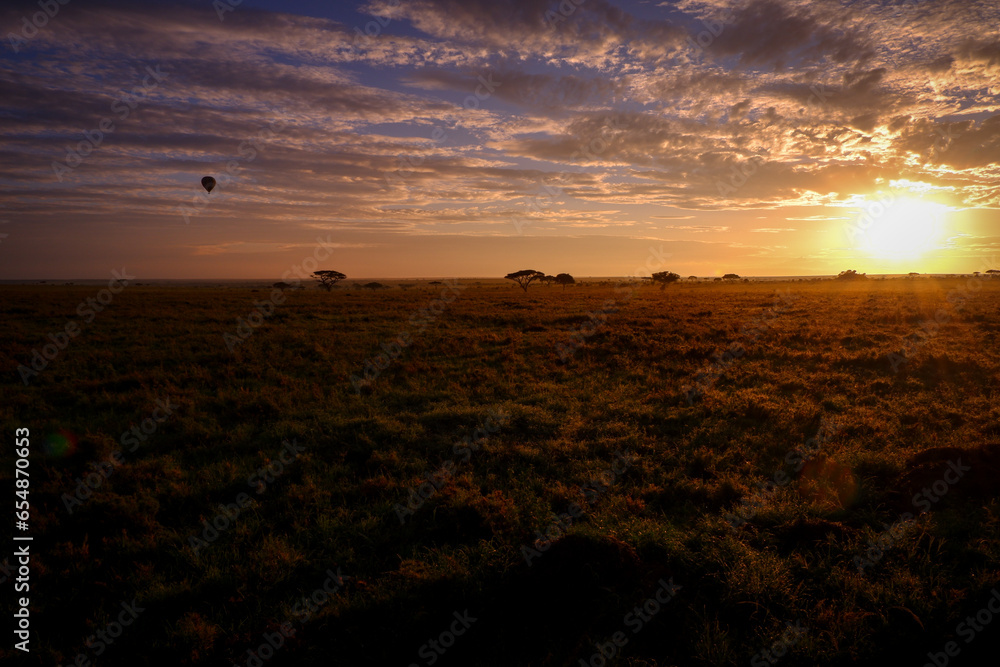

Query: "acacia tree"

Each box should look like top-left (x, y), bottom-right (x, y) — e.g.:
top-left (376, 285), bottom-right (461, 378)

top-left (313, 270), bottom-right (346, 291)
top-left (555, 273), bottom-right (575, 289)
top-left (505, 270), bottom-right (545, 292)
top-left (722, 273), bottom-right (740, 281)
top-left (538, 274), bottom-right (556, 286)
top-left (651, 271), bottom-right (680, 289)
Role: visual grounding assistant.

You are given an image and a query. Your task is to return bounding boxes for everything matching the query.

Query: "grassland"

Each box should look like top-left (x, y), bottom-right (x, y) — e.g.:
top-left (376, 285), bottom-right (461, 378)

top-left (2, 278), bottom-right (999, 666)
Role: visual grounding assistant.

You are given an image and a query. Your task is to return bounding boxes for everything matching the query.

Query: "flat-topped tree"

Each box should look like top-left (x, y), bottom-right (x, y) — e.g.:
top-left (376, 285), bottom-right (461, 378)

top-left (313, 270), bottom-right (346, 291)
top-left (505, 270), bottom-right (545, 292)
top-left (651, 271), bottom-right (680, 289)
top-left (555, 273), bottom-right (575, 289)
top-left (722, 273), bottom-right (740, 281)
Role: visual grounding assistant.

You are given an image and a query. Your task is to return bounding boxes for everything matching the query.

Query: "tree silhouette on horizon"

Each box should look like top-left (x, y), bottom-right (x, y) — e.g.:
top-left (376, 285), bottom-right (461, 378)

top-left (505, 270), bottom-right (545, 292)
top-left (313, 270), bottom-right (346, 291)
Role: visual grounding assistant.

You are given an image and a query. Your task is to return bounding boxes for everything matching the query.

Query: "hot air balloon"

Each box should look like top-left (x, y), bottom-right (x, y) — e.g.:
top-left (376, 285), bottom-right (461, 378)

top-left (201, 176), bottom-right (216, 193)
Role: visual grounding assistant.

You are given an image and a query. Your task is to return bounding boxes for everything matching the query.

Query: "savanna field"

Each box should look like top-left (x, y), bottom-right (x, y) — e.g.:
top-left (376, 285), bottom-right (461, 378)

top-left (2, 278), bottom-right (1000, 667)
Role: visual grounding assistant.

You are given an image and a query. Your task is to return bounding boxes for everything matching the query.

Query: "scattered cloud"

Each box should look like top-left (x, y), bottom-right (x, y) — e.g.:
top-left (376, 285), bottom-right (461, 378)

top-left (1, 0), bottom-right (998, 277)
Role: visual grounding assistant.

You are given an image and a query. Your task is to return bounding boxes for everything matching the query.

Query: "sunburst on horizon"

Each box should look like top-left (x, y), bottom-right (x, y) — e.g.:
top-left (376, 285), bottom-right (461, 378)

top-left (855, 196), bottom-right (952, 264)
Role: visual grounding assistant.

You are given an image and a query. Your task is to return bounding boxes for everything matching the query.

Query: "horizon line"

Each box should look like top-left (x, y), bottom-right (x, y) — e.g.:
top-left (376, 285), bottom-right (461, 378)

top-left (0, 272), bottom-right (987, 282)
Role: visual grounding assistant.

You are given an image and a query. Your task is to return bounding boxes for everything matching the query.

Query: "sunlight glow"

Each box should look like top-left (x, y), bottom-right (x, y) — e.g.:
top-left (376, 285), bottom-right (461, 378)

top-left (856, 197), bottom-right (951, 261)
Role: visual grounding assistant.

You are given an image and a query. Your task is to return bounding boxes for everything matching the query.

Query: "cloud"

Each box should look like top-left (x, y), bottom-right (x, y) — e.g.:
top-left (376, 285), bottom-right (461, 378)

top-left (662, 225), bottom-right (731, 232)
top-left (684, 0), bottom-right (876, 68)
top-left (2, 0), bottom-right (1000, 280)
top-left (363, 0), bottom-right (688, 65)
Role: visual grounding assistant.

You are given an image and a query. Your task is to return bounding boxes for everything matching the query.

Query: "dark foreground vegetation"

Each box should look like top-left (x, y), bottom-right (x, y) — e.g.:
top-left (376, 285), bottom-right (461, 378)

top-left (1, 278), bottom-right (999, 666)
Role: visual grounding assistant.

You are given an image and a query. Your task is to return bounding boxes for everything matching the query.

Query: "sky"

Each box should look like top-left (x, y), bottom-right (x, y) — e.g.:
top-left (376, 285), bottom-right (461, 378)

top-left (1, 0), bottom-right (998, 279)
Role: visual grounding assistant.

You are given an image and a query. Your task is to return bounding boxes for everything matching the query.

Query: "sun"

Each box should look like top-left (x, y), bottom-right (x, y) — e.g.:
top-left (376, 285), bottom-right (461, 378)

top-left (855, 197), bottom-right (950, 261)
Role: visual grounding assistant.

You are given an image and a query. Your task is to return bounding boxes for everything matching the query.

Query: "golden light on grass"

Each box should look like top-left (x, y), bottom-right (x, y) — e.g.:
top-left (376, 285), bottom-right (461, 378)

top-left (857, 196), bottom-right (951, 261)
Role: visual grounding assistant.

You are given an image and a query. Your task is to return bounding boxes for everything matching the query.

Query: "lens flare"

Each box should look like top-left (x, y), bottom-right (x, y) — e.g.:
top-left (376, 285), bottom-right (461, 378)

top-left (44, 429), bottom-right (79, 458)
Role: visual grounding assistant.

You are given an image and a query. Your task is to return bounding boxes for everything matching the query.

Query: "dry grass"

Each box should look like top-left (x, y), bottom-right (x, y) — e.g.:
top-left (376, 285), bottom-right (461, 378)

top-left (1, 277), bottom-right (999, 666)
